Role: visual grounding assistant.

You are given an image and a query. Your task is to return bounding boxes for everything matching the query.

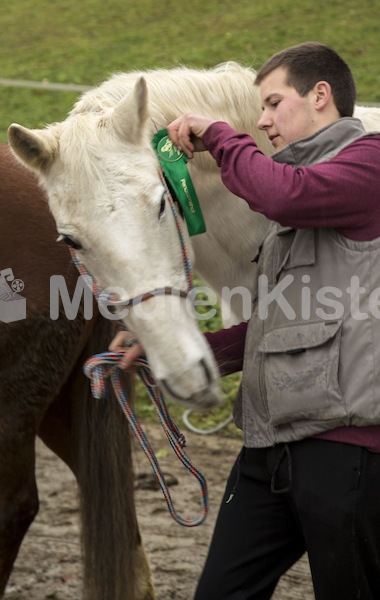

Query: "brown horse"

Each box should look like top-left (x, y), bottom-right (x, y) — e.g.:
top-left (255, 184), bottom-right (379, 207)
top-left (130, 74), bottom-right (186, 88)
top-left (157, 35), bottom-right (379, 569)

top-left (0, 143), bottom-right (155, 599)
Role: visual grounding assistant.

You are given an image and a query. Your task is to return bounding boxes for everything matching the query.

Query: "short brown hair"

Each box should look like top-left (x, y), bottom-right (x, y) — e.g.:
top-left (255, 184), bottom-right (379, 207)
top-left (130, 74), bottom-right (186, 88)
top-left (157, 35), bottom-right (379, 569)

top-left (255, 42), bottom-right (356, 117)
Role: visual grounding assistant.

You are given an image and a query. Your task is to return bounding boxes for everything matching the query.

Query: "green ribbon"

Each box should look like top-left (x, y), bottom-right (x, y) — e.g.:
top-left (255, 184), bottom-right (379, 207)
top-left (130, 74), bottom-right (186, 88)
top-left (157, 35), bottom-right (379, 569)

top-left (152, 128), bottom-right (206, 236)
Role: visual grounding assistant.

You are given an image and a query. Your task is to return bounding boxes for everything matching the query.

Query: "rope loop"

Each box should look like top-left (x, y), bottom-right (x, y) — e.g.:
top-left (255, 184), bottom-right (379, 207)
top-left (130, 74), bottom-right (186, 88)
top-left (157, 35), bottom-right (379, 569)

top-left (84, 351), bottom-right (208, 527)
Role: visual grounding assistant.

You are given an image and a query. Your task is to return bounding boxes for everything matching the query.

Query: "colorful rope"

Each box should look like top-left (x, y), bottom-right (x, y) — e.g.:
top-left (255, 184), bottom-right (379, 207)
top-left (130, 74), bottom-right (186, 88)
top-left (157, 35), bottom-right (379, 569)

top-left (84, 351), bottom-right (208, 527)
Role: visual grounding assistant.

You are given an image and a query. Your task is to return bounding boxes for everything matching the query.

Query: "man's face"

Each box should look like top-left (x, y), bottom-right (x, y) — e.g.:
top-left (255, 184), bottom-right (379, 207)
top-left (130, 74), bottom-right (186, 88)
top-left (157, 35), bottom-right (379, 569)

top-left (257, 66), bottom-right (317, 151)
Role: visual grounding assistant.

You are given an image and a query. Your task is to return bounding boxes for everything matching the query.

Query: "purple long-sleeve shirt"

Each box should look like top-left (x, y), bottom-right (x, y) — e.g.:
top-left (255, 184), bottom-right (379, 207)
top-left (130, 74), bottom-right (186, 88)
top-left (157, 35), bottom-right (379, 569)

top-left (203, 121), bottom-right (380, 452)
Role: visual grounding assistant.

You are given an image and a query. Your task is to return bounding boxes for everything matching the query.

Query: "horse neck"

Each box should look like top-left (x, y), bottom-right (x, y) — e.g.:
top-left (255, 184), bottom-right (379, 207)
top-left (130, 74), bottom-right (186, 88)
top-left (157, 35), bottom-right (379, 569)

top-left (184, 161), bottom-right (269, 325)
top-left (144, 69), bottom-right (274, 323)
top-left (196, 173), bottom-right (268, 246)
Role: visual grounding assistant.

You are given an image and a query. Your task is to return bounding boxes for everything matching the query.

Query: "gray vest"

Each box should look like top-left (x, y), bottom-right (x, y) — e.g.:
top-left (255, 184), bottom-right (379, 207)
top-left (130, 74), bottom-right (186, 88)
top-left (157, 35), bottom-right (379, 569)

top-left (235, 118), bottom-right (380, 447)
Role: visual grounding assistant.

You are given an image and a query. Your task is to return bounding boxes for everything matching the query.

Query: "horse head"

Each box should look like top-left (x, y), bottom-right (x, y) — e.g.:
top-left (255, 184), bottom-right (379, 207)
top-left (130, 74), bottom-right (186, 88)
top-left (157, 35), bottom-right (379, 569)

top-left (8, 76), bottom-right (221, 409)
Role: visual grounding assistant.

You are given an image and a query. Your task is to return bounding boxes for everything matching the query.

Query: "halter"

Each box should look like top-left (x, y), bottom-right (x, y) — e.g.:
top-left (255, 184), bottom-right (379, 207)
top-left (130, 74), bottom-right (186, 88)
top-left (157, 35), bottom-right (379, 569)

top-left (68, 170), bottom-right (208, 527)
top-left (69, 168), bottom-right (194, 310)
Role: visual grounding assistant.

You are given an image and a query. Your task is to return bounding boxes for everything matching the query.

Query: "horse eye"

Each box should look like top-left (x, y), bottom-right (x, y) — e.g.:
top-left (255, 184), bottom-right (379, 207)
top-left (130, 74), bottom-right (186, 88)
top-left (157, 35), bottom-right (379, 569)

top-left (158, 194), bottom-right (166, 219)
top-left (65, 236), bottom-right (82, 251)
top-left (58, 234), bottom-right (82, 251)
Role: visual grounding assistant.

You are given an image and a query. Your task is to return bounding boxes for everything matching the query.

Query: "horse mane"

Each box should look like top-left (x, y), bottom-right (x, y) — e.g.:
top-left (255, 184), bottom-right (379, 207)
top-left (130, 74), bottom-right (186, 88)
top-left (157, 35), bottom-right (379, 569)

top-left (70, 62), bottom-right (273, 155)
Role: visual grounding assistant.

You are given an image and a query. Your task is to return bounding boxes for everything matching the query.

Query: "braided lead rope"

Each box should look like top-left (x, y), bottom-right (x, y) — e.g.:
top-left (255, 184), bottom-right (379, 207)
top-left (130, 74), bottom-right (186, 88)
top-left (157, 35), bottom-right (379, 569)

top-left (84, 351), bottom-right (208, 527)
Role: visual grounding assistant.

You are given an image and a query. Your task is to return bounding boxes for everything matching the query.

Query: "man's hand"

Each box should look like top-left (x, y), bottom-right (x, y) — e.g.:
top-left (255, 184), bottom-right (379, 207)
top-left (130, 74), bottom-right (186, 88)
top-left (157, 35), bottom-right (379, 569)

top-left (109, 330), bottom-right (144, 370)
top-left (167, 113), bottom-right (216, 159)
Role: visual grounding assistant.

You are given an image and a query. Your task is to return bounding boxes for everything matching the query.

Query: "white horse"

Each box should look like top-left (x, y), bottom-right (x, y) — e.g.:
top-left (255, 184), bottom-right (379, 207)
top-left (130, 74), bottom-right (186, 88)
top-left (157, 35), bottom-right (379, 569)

top-left (8, 63), bottom-right (380, 409)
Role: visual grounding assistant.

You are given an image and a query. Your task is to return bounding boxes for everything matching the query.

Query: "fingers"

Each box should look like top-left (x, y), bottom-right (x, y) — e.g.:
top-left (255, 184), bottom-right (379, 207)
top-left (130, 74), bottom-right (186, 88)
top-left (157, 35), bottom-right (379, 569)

top-left (167, 113), bottom-right (215, 158)
top-left (109, 330), bottom-right (133, 352)
top-left (166, 116), bottom-right (185, 148)
top-left (167, 115), bottom-right (195, 158)
top-left (118, 342), bottom-right (143, 370)
top-left (109, 330), bottom-right (144, 371)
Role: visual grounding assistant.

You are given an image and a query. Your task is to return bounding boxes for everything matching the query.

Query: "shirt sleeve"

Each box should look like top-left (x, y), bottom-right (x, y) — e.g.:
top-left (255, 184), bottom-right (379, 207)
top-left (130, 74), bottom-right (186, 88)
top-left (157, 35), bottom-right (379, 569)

top-left (204, 321), bottom-right (247, 377)
top-left (203, 122), bottom-right (380, 241)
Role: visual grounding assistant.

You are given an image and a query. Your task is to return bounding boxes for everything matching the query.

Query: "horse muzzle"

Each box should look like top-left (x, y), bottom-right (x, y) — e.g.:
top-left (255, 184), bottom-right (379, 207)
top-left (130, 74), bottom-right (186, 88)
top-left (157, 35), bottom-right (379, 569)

top-left (159, 358), bottom-right (222, 409)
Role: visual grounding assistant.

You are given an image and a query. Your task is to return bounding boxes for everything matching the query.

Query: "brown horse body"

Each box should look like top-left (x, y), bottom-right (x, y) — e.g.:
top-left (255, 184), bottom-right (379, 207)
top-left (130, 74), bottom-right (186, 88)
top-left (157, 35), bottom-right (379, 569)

top-left (0, 143), bottom-right (154, 599)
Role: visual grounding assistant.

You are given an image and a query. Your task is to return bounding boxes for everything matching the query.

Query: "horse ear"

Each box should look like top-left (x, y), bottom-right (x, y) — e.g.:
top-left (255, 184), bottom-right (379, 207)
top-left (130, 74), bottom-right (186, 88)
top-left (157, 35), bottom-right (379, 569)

top-left (8, 124), bottom-right (58, 174)
top-left (111, 76), bottom-right (149, 141)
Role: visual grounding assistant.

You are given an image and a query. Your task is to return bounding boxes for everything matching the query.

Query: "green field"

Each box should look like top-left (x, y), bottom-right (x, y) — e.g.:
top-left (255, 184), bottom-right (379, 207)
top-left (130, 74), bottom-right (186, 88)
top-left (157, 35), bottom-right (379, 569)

top-left (1, 0), bottom-right (379, 434)
top-left (1, 0), bottom-right (379, 142)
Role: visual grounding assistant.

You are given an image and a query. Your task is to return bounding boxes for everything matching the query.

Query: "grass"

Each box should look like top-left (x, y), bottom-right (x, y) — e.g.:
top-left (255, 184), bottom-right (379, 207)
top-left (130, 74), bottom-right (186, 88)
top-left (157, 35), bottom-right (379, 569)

top-left (1, 0), bottom-right (380, 143)
top-left (1, 0), bottom-right (379, 435)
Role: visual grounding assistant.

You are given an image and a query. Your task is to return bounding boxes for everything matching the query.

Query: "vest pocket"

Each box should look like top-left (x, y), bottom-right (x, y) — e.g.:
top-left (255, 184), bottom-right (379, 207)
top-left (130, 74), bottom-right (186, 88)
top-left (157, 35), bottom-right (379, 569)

top-left (258, 320), bottom-right (346, 426)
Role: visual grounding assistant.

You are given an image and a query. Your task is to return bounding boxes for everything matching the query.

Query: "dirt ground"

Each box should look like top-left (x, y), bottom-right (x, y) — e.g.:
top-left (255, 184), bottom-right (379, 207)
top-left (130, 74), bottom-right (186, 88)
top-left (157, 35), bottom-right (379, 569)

top-left (4, 421), bottom-right (315, 600)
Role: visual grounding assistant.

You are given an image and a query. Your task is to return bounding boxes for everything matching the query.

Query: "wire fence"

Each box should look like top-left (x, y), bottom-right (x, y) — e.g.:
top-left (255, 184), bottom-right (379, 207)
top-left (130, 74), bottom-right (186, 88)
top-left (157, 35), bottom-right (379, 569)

top-left (0, 78), bottom-right (92, 93)
top-left (1, 77), bottom-right (379, 107)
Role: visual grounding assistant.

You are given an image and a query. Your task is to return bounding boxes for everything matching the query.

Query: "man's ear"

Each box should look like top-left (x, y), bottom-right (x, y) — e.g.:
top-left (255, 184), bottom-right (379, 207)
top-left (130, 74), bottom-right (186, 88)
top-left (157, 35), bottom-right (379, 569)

top-left (313, 81), bottom-right (332, 111)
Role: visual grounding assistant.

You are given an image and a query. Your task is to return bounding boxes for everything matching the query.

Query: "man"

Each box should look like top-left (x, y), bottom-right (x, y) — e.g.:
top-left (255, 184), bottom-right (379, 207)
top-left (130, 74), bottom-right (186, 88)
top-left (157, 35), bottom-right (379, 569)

top-left (111, 43), bottom-right (380, 599)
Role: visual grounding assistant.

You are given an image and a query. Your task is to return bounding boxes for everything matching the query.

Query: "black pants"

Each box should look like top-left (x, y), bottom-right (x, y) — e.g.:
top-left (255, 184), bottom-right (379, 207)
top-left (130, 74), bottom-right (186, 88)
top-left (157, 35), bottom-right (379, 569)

top-left (194, 438), bottom-right (380, 600)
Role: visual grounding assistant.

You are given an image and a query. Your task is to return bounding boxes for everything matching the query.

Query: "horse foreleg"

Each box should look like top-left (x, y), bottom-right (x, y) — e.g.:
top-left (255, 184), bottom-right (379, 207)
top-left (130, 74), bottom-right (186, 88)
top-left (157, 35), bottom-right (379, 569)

top-left (0, 431), bottom-right (38, 597)
top-left (38, 389), bottom-right (77, 474)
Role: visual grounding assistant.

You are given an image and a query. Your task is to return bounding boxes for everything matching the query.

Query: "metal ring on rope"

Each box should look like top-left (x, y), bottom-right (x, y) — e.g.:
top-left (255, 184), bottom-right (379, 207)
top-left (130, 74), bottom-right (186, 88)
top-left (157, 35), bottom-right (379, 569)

top-left (182, 409), bottom-right (233, 435)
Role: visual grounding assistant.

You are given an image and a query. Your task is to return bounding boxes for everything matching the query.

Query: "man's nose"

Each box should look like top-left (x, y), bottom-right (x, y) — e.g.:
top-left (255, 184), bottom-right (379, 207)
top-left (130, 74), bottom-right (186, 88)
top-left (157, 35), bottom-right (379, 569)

top-left (257, 110), bottom-right (271, 130)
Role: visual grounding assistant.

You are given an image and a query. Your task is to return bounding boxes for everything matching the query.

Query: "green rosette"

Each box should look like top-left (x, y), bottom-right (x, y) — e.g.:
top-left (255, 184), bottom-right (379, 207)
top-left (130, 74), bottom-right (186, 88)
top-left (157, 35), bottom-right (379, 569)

top-left (152, 128), bottom-right (206, 236)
